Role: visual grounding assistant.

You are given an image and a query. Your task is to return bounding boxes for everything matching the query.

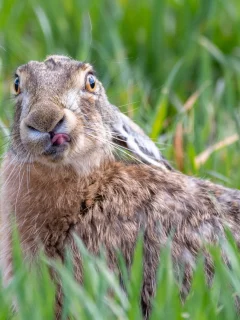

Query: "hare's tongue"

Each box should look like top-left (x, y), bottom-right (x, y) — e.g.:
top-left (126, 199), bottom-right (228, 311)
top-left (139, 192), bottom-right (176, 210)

top-left (51, 133), bottom-right (70, 146)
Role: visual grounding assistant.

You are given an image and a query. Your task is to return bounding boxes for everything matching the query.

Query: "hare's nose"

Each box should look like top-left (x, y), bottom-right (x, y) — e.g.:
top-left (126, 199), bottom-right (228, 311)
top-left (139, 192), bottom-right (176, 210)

top-left (24, 102), bottom-right (65, 133)
top-left (26, 115), bottom-right (65, 134)
top-left (25, 114), bottom-right (68, 144)
top-left (25, 114), bottom-right (65, 134)
top-left (23, 112), bottom-right (67, 147)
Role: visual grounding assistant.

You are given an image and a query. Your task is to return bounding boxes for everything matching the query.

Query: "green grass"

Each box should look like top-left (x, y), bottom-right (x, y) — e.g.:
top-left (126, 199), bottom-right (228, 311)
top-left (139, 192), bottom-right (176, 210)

top-left (1, 232), bottom-right (240, 320)
top-left (1, 0), bottom-right (240, 319)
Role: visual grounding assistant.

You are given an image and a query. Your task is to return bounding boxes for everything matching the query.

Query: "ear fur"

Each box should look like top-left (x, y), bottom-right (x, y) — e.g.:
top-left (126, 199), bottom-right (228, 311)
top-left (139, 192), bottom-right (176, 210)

top-left (109, 105), bottom-right (173, 171)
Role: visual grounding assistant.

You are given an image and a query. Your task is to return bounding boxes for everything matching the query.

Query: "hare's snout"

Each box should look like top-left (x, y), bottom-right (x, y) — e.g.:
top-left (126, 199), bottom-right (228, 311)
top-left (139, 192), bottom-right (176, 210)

top-left (20, 103), bottom-right (77, 161)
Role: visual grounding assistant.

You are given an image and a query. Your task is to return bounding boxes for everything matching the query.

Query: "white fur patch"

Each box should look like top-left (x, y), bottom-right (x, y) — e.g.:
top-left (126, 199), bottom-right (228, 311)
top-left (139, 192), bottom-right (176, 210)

top-left (112, 111), bottom-right (168, 171)
top-left (19, 93), bottom-right (31, 120)
top-left (63, 89), bottom-right (80, 112)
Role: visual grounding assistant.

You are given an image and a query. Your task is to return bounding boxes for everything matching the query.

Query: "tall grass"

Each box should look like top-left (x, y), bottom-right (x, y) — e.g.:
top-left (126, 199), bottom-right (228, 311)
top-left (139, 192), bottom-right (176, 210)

top-left (1, 0), bottom-right (240, 319)
top-left (1, 232), bottom-right (240, 320)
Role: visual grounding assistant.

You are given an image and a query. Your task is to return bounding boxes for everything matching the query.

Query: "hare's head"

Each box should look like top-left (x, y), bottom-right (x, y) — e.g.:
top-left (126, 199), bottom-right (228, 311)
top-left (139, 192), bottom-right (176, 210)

top-left (11, 55), bottom-right (114, 172)
top-left (10, 55), bottom-right (169, 173)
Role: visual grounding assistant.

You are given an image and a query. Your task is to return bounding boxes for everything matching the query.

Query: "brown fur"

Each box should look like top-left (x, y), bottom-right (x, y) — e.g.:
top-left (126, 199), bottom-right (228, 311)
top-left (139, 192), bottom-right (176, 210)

top-left (1, 55), bottom-right (240, 318)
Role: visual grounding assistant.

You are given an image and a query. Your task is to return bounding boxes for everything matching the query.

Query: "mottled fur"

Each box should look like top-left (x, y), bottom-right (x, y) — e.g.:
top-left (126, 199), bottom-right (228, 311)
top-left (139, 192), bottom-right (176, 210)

top-left (1, 56), bottom-right (240, 319)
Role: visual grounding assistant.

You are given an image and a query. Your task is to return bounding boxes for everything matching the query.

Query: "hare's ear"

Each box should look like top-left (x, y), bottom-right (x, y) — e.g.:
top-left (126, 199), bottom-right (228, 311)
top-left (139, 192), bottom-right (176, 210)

top-left (109, 105), bottom-right (173, 171)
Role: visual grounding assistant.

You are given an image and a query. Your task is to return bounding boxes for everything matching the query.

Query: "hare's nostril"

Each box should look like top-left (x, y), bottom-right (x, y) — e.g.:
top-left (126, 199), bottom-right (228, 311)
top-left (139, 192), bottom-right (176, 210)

top-left (26, 124), bottom-right (41, 133)
top-left (24, 123), bottom-right (50, 144)
top-left (53, 115), bottom-right (65, 131)
top-left (58, 116), bottom-right (64, 125)
top-left (49, 131), bottom-right (55, 140)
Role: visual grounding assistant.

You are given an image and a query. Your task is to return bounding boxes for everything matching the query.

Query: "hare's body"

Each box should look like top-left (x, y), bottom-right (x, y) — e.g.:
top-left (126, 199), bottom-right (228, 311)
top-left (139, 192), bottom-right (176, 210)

top-left (2, 151), bottom-right (240, 317)
top-left (2, 55), bottom-right (240, 318)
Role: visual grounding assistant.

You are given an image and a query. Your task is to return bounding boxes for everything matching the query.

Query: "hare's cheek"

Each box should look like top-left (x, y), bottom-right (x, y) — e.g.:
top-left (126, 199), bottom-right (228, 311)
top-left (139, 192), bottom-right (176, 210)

top-left (63, 109), bottom-right (83, 139)
top-left (64, 109), bottom-right (78, 133)
top-left (79, 89), bottom-right (98, 102)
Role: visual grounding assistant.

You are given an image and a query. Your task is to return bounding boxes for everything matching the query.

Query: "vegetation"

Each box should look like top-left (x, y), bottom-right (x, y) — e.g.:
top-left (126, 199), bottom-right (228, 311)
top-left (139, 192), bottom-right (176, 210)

top-left (1, 0), bottom-right (240, 319)
top-left (2, 231), bottom-right (240, 320)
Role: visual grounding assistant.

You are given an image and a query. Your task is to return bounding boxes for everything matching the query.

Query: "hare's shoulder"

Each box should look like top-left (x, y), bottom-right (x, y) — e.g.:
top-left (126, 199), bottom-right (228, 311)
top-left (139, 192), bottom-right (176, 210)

top-left (83, 162), bottom-right (199, 218)
top-left (85, 162), bottom-right (236, 232)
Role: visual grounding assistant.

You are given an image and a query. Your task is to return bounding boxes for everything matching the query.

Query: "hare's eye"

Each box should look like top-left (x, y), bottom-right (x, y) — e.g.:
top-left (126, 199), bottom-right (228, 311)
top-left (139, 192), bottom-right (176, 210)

top-left (14, 76), bottom-right (21, 94)
top-left (85, 74), bottom-right (96, 92)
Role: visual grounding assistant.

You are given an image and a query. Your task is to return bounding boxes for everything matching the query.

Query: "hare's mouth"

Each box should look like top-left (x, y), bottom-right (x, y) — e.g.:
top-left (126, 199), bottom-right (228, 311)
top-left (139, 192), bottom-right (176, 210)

top-left (50, 132), bottom-right (71, 146)
top-left (43, 132), bottom-right (71, 160)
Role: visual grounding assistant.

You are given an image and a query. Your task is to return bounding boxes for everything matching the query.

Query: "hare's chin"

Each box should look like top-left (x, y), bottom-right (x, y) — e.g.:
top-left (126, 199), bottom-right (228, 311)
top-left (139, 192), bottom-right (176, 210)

top-left (42, 143), bottom-right (71, 161)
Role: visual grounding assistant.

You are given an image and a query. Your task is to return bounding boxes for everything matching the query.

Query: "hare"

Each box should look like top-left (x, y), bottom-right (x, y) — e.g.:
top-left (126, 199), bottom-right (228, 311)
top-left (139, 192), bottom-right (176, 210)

top-left (1, 55), bottom-right (240, 319)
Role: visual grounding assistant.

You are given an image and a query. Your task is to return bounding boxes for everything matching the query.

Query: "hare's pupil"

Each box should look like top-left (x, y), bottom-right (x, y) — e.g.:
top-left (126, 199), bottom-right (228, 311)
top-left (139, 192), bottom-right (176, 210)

top-left (14, 77), bottom-right (19, 92)
top-left (89, 76), bottom-right (95, 89)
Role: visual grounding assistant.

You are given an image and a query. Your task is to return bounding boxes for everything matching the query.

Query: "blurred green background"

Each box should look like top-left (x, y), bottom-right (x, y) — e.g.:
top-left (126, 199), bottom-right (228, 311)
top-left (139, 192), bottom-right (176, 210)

top-left (0, 0), bottom-right (240, 187)
top-left (1, 2), bottom-right (240, 319)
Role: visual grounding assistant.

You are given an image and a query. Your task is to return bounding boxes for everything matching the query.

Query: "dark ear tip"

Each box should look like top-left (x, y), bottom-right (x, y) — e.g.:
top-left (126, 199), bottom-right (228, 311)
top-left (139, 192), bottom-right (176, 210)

top-left (162, 158), bottom-right (174, 171)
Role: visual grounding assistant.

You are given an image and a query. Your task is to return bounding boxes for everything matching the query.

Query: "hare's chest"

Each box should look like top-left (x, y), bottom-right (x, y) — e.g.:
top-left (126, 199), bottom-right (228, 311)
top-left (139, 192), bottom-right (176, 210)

top-left (4, 170), bottom-right (81, 259)
top-left (24, 188), bottom-right (80, 256)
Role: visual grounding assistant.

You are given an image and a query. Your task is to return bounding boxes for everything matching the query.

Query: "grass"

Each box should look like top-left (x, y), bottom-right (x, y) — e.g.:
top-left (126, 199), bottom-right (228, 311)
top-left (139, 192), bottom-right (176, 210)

top-left (1, 231), bottom-right (240, 320)
top-left (1, 0), bottom-right (240, 319)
